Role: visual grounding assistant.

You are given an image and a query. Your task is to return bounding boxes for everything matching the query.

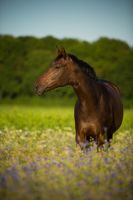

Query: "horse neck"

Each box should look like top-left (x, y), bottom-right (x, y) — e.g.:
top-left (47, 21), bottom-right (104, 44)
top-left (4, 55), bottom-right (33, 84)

top-left (73, 75), bottom-right (98, 112)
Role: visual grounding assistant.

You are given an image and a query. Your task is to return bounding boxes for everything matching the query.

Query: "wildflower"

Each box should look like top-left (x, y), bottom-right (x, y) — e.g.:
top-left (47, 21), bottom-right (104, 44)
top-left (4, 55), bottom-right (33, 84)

top-left (22, 166), bottom-right (33, 175)
top-left (104, 157), bottom-right (110, 164)
top-left (128, 180), bottom-right (133, 188)
top-left (110, 172), bottom-right (117, 178)
top-left (93, 176), bottom-right (100, 184)
top-left (0, 174), bottom-right (7, 188)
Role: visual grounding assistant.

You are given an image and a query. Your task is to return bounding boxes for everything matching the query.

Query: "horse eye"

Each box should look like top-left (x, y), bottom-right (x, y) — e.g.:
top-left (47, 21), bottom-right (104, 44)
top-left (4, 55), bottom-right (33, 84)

top-left (54, 63), bottom-right (66, 69)
top-left (55, 64), bottom-right (61, 69)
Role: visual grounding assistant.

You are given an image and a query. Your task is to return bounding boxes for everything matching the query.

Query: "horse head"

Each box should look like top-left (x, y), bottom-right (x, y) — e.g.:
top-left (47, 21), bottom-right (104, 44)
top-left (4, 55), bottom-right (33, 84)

top-left (34, 48), bottom-right (80, 95)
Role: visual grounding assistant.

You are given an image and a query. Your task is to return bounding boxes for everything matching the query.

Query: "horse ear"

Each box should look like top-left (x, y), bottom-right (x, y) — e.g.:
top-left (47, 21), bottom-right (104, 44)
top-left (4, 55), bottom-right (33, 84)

top-left (56, 46), bottom-right (67, 58)
top-left (60, 47), bottom-right (67, 58)
top-left (56, 45), bottom-right (61, 56)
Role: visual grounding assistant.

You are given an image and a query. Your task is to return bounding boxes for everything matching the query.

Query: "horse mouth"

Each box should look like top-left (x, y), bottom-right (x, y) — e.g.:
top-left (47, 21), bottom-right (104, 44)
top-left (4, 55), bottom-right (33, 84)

top-left (34, 85), bottom-right (44, 96)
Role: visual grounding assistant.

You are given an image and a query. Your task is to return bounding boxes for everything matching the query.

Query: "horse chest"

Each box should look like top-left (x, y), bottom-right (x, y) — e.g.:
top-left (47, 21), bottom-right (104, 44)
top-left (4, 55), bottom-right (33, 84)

top-left (75, 104), bottom-right (101, 131)
top-left (78, 117), bottom-right (101, 135)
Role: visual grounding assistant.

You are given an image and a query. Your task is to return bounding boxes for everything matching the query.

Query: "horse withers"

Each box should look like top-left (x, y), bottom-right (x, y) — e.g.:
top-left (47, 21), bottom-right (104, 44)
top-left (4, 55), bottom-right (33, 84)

top-left (35, 48), bottom-right (123, 150)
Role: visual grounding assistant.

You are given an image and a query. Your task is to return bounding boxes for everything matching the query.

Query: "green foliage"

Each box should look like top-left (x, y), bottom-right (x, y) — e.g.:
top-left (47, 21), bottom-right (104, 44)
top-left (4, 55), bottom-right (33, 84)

top-left (0, 35), bottom-right (132, 106)
top-left (0, 106), bottom-right (133, 200)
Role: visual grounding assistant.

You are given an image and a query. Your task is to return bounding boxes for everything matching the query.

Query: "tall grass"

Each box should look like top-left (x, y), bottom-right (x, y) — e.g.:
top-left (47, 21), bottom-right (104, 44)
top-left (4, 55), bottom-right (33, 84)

top-left (0, 105), bottom-right (133, 200)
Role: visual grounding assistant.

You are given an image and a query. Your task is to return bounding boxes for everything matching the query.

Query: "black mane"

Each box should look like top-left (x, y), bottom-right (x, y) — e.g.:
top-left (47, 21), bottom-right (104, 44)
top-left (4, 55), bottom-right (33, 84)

top-left (56, 53), bottom-right (97, 80)
top-left (68, 54), bottom-right (97, 80)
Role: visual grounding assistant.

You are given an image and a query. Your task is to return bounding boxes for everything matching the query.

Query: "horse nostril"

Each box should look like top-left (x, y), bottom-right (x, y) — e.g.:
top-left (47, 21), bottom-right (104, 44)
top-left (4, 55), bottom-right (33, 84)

top-left (34, 84), bottom-right (44, 95)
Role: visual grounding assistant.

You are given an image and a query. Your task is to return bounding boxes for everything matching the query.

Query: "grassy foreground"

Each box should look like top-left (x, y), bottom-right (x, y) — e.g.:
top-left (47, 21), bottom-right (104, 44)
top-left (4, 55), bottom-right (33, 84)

top-left (0, 105), bottom-right (133, 200)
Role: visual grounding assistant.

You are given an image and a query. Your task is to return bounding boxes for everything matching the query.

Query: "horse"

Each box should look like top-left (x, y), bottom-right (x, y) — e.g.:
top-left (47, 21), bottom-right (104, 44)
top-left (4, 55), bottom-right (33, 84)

top-left (34, 48), bottom-right (123, 150)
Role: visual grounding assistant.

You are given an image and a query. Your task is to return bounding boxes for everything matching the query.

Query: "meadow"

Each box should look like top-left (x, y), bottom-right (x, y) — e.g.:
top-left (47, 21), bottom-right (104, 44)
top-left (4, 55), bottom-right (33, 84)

top-left (0, 103), bottom-right (133, 200)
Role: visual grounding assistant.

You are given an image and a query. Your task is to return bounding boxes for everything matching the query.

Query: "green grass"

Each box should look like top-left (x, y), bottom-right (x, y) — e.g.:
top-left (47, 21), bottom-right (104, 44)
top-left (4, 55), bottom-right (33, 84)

top-left (0, 105), bottom-right (133, 131)
top-left (0, 105), bottom-right (74, 130)
top-left (0, 105), bottom-right (133, 200)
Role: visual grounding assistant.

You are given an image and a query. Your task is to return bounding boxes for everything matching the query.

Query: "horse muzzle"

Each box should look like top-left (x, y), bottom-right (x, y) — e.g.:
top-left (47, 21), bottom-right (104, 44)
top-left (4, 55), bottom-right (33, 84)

top-left (34, 83), bottom-right (55, 95)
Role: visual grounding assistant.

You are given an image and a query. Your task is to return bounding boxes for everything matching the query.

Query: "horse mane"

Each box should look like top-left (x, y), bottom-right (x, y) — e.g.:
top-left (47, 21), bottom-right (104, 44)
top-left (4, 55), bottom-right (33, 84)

top-left (55, 50), bottom-right (97, 80)
top-left (68, 54), bottom-right (97, 80)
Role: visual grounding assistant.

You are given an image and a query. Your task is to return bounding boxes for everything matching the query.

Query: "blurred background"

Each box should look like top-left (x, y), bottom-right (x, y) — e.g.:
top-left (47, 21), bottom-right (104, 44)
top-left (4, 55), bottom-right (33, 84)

top-left (0, 0), bottom-right (133, 107)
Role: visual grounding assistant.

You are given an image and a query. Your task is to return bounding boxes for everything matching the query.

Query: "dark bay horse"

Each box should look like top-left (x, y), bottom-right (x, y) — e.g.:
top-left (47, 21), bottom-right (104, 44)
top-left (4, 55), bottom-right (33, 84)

top-left (35, 48), bottom-right (123, 150)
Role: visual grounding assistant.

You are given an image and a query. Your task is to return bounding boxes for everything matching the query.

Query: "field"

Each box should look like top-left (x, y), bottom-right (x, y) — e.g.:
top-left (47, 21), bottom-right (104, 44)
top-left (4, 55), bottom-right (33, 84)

top-left (0, 104), bottom-right (133, 200)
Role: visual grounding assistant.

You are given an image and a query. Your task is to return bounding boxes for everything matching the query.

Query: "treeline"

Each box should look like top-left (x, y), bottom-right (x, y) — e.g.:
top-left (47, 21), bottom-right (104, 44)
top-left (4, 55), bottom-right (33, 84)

top-left (0, 35), bottom-right (132, 104)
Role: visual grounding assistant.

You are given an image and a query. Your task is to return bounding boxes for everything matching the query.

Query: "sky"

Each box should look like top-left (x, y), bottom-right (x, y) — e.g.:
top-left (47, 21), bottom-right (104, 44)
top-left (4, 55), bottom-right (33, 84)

top-left (0, 0), bottom-right (133, 45)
